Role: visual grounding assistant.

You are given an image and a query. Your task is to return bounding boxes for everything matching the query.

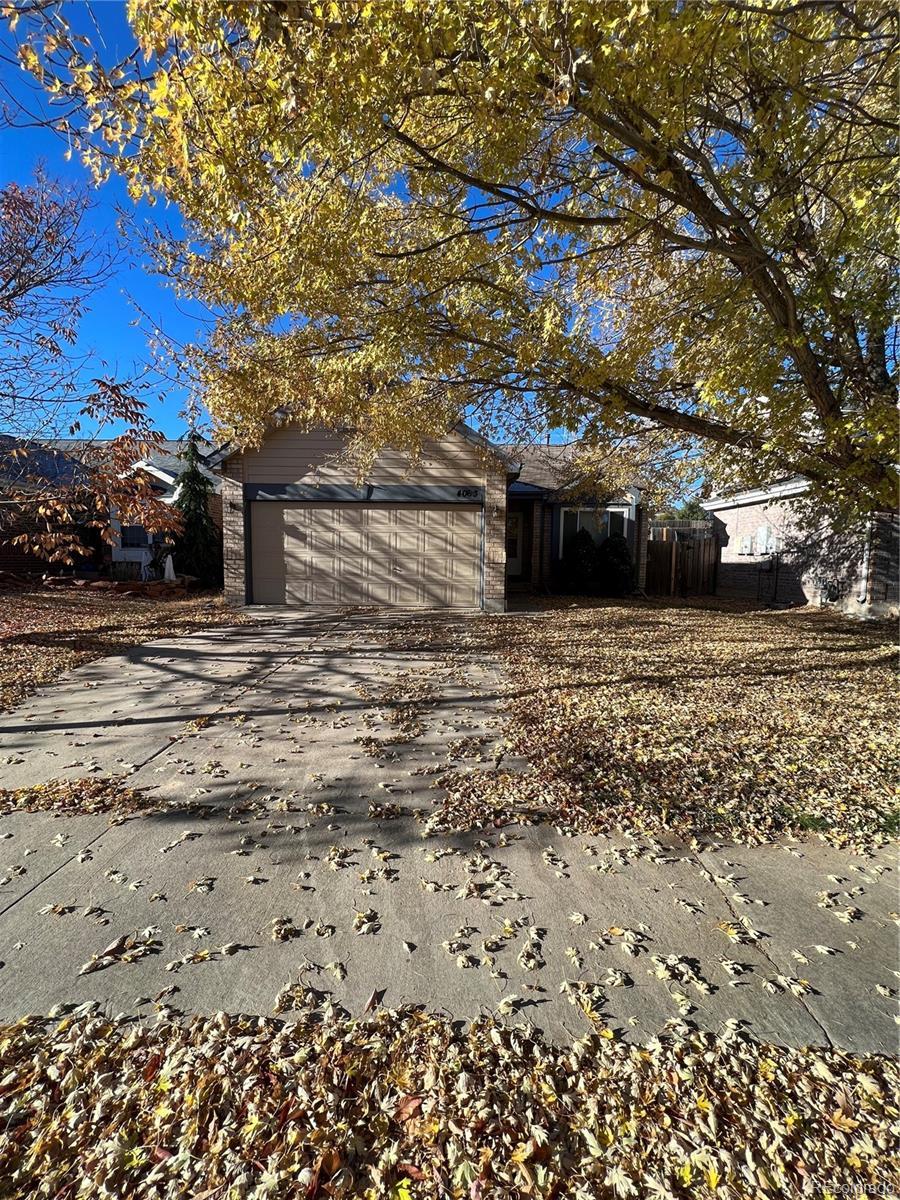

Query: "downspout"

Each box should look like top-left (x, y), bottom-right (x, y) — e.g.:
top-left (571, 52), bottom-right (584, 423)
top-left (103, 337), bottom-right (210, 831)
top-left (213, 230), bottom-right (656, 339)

top-left (857, 518), bottom-right (873, 606)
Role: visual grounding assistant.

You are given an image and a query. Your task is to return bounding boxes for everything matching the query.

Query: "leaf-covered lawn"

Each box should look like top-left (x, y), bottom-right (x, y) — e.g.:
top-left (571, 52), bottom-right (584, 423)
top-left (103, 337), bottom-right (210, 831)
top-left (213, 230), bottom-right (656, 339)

top-left (0, 590), bottom-right (252, 713)
top-left (377, 601), bottom-right (899, 846)
top-left (2, 1006), bottom-right (897, 1200)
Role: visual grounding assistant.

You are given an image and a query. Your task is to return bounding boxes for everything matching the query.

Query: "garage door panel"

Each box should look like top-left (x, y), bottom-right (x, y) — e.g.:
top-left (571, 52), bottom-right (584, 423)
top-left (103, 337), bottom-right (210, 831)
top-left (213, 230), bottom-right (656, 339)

top-left (252, 503), bottom-right (481, 608)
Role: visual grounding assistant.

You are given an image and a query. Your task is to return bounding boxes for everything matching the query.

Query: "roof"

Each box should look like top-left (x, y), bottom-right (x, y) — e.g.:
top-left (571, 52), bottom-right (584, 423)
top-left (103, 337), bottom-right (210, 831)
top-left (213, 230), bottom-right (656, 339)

top-left (502, 443), bottom-right (641, 506)
top-left (0, 435), bottom-right (89, 491)
top-left (504, 443), bottom-right (579, 490)
top-left (43, 436), bottom-right (221, 497)
top-left (701, 477), bottom-right (809, 512)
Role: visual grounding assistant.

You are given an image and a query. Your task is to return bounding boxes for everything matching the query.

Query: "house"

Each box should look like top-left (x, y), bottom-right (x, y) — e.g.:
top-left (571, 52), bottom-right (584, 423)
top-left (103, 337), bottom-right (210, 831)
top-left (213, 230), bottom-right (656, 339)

top-left (212, 422), bottom-right (647, 611)
top-left (0, 435), bottom-right (93, 572)
top-left (46, 437), bottom-right (222, 570)
top-left (702, 479), bottom-right (899, 619)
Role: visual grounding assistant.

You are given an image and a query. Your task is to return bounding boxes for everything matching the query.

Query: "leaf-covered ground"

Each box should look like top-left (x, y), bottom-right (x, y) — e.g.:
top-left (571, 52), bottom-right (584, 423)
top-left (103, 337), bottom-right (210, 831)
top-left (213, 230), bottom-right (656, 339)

top-left (0, 589), bottom-right (252, 713)
top-left (0, 776), bottom-right (153, 818)
top-left (1, 602), bottom-right (897, 1199)
top-left (1, 1005), bottom-right (897, 1200)
top-left (370, 600), bottom-right (899, 847)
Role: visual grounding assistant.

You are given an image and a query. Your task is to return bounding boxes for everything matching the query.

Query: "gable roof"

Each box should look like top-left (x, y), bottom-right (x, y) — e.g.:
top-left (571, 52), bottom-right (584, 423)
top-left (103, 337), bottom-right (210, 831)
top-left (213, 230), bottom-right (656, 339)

top-left (43, 436), bottom-right (221, 497)
top-left (0, 435), bottom-right (89, 491)
top-left (504, 443), bottom-right (579, 490)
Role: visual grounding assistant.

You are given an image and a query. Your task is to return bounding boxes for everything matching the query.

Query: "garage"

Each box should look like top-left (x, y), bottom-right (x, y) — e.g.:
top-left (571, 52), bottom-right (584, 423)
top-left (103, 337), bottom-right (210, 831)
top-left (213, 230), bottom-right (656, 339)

top-left (250, 502), bottom-right (482, 608)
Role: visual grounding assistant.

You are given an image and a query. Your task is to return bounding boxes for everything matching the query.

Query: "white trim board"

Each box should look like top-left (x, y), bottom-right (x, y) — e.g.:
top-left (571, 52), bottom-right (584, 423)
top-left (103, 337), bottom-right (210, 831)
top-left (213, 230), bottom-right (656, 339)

top-left (701, 478), bottom-right (809, 512)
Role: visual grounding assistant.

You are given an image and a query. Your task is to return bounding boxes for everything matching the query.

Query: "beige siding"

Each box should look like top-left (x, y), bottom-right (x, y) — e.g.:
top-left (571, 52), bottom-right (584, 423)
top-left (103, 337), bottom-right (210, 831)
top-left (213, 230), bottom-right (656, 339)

top-left (238, 425), bottom-right (489, 487)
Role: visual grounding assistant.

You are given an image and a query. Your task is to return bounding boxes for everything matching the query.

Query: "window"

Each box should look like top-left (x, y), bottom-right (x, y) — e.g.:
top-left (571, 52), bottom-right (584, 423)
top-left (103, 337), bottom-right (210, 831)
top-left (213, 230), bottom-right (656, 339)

top-left (608, 511), bottom-right (625, 538)
top-left (120, 525), bottom-right (149, 548)
top-left (560, 508), bottom-right (613, 557)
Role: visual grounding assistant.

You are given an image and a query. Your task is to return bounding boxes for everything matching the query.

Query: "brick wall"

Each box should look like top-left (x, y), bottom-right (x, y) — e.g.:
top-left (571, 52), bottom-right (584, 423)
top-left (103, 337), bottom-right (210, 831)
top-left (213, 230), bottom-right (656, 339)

top-left (837, 511), bottom-right (899, 619)
top-left (483, 463), bottom-right (507, 612)
top-left (717, 559), bottom-right (809, 604)
top-left (0, 539), bottom-right (45, 575)
top-left (709, 498), bottom-right (898, 618)
top-left (710, 499), bottom-right (825, 605)
top-left (715, 499), bottom-right (797, 564)
top-left (207, 492), bottom-right (223, 530)
top-left (221, 459), bottom-right (245, 606)
top-left (531, 500), bottom-right (553, 589)
top-left (634, 504), bottom-right (649, 591)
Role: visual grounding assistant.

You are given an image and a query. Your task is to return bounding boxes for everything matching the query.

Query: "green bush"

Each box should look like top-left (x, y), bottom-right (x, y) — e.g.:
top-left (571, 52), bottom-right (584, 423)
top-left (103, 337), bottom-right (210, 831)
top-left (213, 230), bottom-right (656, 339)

top-left (596, 533), bottom-right (634, 596)
top-left (561, 526), bottom-right (601, 593)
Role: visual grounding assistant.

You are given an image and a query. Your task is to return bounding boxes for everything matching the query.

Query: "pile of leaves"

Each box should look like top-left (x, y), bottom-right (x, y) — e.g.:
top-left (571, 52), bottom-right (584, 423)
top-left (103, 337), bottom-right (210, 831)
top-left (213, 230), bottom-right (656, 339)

top-left (0, 776), bottom-right (152, 818)
top-left (1, 1006), bottom-right (897, 1199)
top-left (0, 589), bottom-right (251, 712)
top-left (373, 602), bottom-right (899, 846)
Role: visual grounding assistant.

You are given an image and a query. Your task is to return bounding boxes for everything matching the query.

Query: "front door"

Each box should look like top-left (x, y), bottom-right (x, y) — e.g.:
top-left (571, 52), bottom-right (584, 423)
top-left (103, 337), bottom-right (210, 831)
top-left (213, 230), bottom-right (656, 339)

top-left (506, 510), bottom-right (522, 576)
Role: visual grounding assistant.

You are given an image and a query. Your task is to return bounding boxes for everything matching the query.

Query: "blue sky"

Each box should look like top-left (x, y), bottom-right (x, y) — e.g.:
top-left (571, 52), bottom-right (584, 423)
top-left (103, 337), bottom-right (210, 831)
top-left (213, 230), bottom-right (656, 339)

top-left (1, 2), bottom-right (203, 437)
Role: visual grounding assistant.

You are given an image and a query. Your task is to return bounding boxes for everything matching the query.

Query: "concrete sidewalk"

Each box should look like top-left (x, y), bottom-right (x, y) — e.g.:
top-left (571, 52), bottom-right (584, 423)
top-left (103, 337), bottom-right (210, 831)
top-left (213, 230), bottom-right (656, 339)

top-left (0, 612), bottom-right (896, 1051)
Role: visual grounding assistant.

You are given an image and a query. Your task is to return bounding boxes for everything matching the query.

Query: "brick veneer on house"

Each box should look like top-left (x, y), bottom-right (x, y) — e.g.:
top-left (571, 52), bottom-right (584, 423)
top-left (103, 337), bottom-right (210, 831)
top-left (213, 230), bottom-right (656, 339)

top-left (221, 460), bottom-right (245, 607)
top-left (482, 460), bottom-right (508, 612)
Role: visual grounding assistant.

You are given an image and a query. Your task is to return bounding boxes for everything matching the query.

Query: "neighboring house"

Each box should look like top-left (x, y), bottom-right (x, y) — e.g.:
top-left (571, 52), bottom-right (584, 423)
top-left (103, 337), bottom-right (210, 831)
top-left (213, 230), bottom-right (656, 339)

top-left (46, 437), bottom-right (222, 568)
top-left (0, 435), bottom-right (92, 572)
top-left (702, 479), bottom-right (899, 619)
top-left (211, 422), bottom-right (646, 611)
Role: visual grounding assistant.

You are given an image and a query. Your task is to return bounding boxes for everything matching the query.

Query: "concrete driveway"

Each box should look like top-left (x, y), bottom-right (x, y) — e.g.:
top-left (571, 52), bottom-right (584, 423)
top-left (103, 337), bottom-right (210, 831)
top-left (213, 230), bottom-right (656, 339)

top-left (0, 612), bottom-right (896, 1051)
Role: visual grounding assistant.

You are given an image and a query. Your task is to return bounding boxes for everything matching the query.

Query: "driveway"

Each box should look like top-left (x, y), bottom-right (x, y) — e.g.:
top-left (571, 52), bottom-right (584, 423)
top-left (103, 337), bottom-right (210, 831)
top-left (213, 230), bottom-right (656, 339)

top-left (0, 611), bottom-right (895, 1051)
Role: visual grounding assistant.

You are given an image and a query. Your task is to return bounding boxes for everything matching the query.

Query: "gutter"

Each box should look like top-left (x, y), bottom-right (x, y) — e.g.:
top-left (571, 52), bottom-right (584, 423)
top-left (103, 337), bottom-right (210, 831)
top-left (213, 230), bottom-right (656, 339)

top-left (701, 478), bottom-right (810, 512)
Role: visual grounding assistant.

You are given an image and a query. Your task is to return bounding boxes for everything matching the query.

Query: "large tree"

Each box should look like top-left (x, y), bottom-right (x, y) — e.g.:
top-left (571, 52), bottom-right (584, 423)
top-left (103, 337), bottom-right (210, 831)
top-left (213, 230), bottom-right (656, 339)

top-left (0, 167), bottom-right (177, 562)
top-left (14, 1), bottom-right (898, 512)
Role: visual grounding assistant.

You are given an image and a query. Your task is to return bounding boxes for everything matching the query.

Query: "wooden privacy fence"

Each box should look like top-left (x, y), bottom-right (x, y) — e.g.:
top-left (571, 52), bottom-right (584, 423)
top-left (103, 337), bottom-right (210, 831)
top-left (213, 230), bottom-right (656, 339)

top-left (646, 536), bottom-right (718, 596)
top-left (650, 519), bottom-right (713, 541)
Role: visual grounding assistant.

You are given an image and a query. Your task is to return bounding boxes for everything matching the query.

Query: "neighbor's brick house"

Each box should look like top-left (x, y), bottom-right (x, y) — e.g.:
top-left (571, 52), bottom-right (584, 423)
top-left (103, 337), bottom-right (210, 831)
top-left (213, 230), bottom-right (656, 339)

top-left (703, 478), bottom-right (899, 619)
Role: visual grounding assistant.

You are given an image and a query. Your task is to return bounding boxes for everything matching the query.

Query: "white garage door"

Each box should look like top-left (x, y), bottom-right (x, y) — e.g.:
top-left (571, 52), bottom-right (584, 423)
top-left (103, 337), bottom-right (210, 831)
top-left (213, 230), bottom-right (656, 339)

top-left (251, 503), bottom-right (482, 608)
